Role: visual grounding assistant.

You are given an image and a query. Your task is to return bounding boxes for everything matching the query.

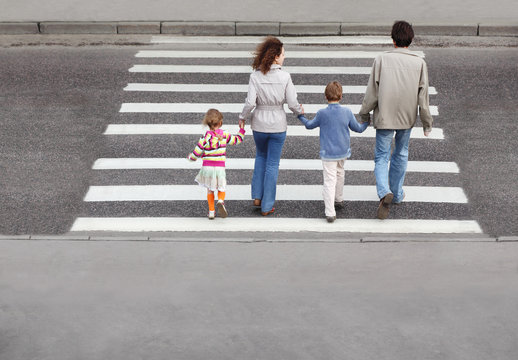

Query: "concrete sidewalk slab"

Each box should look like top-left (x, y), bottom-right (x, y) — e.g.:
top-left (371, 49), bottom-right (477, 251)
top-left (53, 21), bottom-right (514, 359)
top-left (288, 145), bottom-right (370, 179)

top-left (40, 22), bottom-right (117, 34)
top-left (162, 21), bottom-right (235, 36)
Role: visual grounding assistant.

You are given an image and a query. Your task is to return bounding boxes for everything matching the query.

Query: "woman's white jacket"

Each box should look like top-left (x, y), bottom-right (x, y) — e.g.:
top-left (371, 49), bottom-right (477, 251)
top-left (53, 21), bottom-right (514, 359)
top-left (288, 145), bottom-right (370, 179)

top-left (239, 64), bottom-right (303, 133)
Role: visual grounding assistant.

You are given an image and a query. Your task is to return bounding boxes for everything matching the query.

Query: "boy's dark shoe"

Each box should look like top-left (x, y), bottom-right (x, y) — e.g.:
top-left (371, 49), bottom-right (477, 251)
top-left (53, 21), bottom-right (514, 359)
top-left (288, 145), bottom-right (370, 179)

top-left (326, 216), bottom-right (336, 223)
top-left (376, 193), bottom-right (394, 220)
top-left (334, 201), bottom-right (344, 210)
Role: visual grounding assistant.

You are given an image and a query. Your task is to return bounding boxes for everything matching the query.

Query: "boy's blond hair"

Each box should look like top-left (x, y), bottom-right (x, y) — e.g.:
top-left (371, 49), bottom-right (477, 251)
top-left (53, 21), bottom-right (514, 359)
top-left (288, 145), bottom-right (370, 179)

top-left (325, 81), bottom-right (343, 102)
top-left (203, 108), bottom-right (223, 130)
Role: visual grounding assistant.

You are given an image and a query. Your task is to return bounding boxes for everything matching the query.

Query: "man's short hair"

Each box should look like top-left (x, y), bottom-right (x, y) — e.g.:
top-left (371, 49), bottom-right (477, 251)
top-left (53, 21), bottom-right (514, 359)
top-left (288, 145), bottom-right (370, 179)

top-left (325, 81), bottom-right (342, 102)
top-left (391, 21), bottom-right (414, 47)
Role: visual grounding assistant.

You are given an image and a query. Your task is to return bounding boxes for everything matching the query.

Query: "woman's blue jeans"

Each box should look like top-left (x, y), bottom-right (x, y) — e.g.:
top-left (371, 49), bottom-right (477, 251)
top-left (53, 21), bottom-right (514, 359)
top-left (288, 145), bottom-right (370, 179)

top-left (374, 128), bottom-right (412, 202)
top-left (251, 131), bottom-right (287, 212)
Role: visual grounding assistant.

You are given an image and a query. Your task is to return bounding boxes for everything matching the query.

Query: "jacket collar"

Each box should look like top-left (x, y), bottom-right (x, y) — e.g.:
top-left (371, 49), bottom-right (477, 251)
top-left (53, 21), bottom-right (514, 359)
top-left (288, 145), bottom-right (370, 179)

top-left (389, 47), bottom-right (423, 58)
top-left (270, 64), bottom-right (282, 70)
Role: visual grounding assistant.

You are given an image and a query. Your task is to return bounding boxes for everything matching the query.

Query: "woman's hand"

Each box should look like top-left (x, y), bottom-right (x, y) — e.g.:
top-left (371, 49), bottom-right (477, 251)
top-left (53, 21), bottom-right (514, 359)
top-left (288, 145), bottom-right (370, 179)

top-left (239, 118), bottom-right (245, 129)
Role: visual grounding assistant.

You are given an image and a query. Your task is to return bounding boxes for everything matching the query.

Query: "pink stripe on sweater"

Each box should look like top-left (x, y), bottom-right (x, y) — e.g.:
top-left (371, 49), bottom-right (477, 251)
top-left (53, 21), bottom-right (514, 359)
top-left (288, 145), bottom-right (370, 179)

top-left (202, 160), bottom-right (226, 167)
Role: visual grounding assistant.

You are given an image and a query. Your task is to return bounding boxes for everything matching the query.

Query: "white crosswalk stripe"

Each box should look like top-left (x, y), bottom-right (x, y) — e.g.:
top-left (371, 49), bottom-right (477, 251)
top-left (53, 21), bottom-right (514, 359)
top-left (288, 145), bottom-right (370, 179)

top-left (135, 50), bottom-right (426, 58)
top-left (71, 36), bottom-right (482, 234)
top-left (92, 158), bottom-right (460, 173)
top-left (118, 103), bottom-right (440, 116)
top-left (104, 124), bottom-right (444, 139)
top-left (83, 185), bottom-right (469, 203)
top-left (129, 64), bottom-right (372, 74)
top-left (71, 218), bottom-right (482, 234)
top-left (123, 83), bottom-right (438, 95)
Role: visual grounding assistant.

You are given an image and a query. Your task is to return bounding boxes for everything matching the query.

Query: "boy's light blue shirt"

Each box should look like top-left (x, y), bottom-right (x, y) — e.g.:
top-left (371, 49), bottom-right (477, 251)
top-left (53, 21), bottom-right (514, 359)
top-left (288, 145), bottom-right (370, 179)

top-left (298, 103), bottom-right (369, 160)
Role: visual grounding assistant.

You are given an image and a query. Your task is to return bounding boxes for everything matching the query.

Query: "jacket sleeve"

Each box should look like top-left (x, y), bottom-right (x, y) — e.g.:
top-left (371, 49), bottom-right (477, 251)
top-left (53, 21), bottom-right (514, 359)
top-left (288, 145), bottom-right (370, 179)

top-left (188, 137), bottom-right (205, 161)
top-left (358, 58), bottom-right (379, 123)
top-left (347, 110), bottom-right (369, 133)
top-left (286, 73), bottom-right (303, 115)
top-left (418, 61), bottom-right (433, 132)
top-left (239, 75), bottom-right (257, 120)
top-left (297, 112), bottom-right (321, 129)
top-left (226, 128), bottom-right (246, 146)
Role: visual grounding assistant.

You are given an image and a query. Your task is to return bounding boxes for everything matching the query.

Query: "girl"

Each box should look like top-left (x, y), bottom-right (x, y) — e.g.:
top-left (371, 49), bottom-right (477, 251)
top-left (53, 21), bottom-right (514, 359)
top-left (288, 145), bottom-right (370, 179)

top-left (188, 109), bottom-right (245, 219)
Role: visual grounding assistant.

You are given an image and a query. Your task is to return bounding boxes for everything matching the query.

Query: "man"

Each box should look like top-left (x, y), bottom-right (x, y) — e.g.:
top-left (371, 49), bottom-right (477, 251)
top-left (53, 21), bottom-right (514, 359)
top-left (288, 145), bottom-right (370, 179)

top-left (359, 20), bottom-right (433, 219)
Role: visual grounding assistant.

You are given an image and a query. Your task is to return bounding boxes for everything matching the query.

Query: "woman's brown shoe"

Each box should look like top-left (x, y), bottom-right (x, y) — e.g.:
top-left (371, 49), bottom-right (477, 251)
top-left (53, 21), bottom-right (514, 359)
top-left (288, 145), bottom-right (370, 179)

top-left (253, 199), bottom-right (261, 207)
top-left (261, 208), bottom-right (275, 216)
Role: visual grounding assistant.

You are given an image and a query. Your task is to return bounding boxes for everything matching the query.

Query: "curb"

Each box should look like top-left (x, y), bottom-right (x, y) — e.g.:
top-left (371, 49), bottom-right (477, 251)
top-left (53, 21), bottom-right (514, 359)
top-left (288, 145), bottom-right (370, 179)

top-left (0, 233), bottom-right (508, 243)
top-left (0, 21), bottom-right (517, 37)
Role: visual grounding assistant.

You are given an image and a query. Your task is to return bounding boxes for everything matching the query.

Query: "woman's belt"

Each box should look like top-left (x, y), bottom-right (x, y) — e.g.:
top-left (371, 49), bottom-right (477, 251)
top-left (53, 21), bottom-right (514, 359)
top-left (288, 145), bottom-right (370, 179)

top-left (255, 105), bottom-right (284, 111)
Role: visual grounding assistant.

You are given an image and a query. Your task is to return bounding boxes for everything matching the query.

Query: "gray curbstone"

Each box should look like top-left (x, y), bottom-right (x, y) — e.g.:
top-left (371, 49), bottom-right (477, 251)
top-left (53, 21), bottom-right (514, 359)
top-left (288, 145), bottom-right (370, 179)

top-left (412, 24), bottom-right (478, 36)
top-left (117, 22), bottom-right (160, 34)
top-left (28, 235), bottom-right (91, 241)
top-left (341, 23), bottom-right (392, 35)
top-left (0, 235), bottom-right (32, 240)
top-left (0, 22), bottom-right (39, 35)
top-left (161, 21), bottom-right (235, 35)
top-left (40, 22), bottom-right (117, 34)
top-left (497, 236), bottom-right (518, 242)
top-left (479, 24), bottom-right (518, 37)
top-left (281, 22), bottom-right (341, 36)
top-left (0, 21), bottom-right (516, 37)
top-left (236, 22), bottom-right (279, 36)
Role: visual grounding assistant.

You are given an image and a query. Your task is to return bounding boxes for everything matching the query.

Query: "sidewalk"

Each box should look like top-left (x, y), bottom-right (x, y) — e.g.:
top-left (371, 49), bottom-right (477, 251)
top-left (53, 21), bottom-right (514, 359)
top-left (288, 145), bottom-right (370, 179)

top-left (1, 0), bottom-right (517, 36)
top-left (1, 239), bottom-right (517, 359)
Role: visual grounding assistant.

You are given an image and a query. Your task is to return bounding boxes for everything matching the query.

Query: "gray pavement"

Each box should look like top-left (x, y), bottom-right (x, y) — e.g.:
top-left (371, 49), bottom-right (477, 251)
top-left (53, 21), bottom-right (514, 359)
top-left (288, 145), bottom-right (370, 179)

top-left (2, 0), bottom-right (518, 23)
top-left (1, 1), bottom-right (517, 36)
top-left (1, 239), bottom-right (518, 360)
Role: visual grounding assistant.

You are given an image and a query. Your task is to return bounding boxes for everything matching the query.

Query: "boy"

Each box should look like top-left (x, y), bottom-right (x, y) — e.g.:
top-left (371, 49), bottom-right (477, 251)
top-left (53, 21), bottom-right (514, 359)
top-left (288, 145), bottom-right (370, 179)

top-left (298, 81), bottom-right (369, 222)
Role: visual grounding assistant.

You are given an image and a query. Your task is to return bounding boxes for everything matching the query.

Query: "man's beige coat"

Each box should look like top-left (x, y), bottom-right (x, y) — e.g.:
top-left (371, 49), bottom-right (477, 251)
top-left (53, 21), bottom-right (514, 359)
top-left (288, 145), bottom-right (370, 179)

top-left (359, 48), bottom-right (433, 132)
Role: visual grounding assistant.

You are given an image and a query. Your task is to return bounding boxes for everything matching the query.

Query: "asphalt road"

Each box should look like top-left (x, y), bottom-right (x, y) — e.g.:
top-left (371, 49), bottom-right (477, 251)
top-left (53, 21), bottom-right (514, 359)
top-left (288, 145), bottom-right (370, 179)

top-left (0, 39), bottom-right (517, 236)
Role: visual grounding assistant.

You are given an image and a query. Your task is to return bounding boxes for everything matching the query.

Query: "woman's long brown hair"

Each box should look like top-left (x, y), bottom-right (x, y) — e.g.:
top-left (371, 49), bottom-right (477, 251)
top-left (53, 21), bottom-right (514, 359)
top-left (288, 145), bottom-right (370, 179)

top-left (252, 36), bottom-right (284, 75)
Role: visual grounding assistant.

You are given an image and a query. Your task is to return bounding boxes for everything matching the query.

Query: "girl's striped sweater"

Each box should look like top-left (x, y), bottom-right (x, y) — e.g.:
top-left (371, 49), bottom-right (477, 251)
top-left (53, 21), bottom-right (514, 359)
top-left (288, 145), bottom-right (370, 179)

top-left (188, 128), bottom-right (245, 167)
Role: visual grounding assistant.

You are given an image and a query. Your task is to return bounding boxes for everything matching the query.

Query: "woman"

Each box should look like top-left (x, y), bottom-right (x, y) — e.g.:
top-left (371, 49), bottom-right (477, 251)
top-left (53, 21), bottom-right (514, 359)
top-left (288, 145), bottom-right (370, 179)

top-left (239, 36), bottom-right (303, 216)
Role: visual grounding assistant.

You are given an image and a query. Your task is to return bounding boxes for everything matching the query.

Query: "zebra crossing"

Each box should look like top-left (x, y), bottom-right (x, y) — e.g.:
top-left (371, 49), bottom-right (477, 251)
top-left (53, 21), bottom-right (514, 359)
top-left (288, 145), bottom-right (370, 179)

top-left (70, 36), bottom-right (482, 234)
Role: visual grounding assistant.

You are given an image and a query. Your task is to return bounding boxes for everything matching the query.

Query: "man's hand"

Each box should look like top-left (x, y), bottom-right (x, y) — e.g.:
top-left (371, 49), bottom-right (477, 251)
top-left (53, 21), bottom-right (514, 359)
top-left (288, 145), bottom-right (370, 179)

top-left (300, 104), bottom-right (305, 115)
top-left (424, 130), bottom-right (431, 137)
top-left (360, 114), bottom-right (371, 124)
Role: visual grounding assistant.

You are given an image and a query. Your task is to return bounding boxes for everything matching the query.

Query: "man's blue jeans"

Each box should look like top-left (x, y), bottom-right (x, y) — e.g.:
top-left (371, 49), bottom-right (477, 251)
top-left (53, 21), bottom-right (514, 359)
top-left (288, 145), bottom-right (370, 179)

top-left (374, 128), bottom-right (412, 202)
top-left (252, 131), bottom-right (286, 212)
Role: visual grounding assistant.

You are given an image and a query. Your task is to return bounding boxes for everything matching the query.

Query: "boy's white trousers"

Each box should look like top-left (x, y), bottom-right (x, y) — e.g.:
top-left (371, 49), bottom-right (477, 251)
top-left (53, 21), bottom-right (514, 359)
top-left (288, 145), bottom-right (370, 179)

top-left (322, 159), bottom-right (345, 217)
